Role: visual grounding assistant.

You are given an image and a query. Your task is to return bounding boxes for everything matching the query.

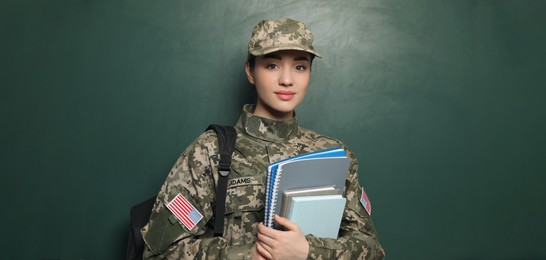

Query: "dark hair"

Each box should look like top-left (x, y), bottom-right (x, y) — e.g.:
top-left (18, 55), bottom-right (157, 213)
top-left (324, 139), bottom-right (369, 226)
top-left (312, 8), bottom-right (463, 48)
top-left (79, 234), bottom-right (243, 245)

top-left (247, 53), bottom-right (257, 70)
top-left (246, 53), bottom-right (315, 71)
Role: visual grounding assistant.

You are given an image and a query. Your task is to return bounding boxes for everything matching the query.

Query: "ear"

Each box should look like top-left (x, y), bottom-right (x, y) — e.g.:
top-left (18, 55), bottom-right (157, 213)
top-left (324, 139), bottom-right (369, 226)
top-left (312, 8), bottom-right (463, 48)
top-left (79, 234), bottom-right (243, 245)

top-left (245, 62), bottom-right (255, 84)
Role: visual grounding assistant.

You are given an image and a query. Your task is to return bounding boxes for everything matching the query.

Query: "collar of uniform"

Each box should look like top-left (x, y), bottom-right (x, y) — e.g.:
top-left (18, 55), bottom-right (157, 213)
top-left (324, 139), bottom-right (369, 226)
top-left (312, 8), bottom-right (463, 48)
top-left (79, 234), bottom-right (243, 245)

top-left (236, 104), bottom-right (299, 143)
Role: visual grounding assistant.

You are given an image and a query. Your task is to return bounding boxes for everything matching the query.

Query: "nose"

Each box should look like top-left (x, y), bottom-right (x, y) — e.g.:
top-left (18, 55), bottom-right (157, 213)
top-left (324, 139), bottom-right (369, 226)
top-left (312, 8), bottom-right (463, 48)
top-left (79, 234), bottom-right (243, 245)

top-left (279, 67), bottom-right (293, 87)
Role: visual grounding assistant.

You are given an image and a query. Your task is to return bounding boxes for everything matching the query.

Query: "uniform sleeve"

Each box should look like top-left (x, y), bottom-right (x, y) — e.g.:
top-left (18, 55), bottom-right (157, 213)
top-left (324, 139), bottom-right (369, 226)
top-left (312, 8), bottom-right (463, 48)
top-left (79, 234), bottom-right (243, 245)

top-left (141, 132), bottom-right (251, 259)
top-left (305, 147), bottom-right (385, 259)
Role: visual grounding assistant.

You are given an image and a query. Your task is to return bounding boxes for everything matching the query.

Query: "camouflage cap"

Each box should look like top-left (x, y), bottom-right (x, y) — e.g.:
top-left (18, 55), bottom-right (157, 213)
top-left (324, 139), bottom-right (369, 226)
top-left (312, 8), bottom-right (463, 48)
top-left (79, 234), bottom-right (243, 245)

top-left (248, 18), bottom-right (321, 58)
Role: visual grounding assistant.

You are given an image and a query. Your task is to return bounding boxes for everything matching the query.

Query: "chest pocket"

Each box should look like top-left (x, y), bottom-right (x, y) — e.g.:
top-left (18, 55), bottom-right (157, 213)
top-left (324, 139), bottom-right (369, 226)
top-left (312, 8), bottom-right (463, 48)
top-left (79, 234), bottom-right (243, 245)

top-left (222, 173), bottom-right (265, 246)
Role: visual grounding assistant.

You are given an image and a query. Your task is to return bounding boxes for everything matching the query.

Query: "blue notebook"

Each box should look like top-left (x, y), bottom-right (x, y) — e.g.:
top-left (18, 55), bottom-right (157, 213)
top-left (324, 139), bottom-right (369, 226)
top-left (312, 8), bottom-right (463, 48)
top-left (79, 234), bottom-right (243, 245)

top-left (286, 194), bottom-right (346, 238)
top-left (264, 147), bottom-right (350, 228)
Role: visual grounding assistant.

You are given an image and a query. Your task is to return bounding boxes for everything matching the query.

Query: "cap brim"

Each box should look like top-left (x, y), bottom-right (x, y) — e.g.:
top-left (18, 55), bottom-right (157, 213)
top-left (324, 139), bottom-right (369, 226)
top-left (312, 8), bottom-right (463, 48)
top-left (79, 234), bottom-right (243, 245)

top-left (250, 45), bottom-right (321, 58)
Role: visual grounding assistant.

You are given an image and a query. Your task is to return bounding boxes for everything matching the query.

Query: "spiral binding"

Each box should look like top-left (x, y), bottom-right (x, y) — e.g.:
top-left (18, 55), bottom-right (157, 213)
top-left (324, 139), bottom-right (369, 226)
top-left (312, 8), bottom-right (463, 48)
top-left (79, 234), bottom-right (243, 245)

top-left (266, 167), bottom-right (283, 227)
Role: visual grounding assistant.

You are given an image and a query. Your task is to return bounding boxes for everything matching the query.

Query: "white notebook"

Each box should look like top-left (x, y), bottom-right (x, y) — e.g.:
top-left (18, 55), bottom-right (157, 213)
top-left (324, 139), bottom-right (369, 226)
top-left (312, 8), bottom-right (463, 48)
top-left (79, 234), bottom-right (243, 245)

top-left (281, 186), bottom-right (339, 217)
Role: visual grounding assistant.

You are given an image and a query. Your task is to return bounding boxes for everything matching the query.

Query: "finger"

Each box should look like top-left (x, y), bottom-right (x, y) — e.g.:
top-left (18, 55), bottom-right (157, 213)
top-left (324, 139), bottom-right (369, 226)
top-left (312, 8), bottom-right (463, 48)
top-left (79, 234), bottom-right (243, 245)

top-left (256, 241), bottom-right (273, 259)
top-left (258, 222), bottom-right (278, 239)
top-left (257, 237), bottom-right (274, 251)
top-left (274, 214), bottom-right (300, 232)
top-left (251, 244), bottom-right (263, 260)
top-left (257, 230), bottom-right (276, 248)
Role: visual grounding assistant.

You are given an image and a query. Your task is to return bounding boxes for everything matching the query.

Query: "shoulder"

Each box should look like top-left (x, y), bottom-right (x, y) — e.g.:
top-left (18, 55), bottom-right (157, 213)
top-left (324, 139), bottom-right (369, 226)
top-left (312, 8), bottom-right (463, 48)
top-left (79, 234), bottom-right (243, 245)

top-left (298, 126), bottom-right (357, 159)
top-left (176, 130), bottom-right (220, 163)
top-left (298, 126), bottom-right (345, 146)
top-left (194, 129), bottom-right (220, 147)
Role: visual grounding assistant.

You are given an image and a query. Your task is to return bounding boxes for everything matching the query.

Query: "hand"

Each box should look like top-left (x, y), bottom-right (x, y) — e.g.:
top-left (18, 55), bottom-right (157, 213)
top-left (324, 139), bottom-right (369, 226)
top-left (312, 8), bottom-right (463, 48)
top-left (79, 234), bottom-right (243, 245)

top-left (250, 243), bottom-right (267, 260)
top-left (251, 243), bottom-right (269, 260)
top-left (255, 215), bottom-right (309, 260)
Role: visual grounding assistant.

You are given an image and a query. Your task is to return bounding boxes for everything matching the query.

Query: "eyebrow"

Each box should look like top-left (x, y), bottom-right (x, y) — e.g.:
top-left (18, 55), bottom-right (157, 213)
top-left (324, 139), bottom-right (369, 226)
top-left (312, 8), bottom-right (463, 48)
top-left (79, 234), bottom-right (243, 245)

top-left (262, 54), bottom-right (310, 62)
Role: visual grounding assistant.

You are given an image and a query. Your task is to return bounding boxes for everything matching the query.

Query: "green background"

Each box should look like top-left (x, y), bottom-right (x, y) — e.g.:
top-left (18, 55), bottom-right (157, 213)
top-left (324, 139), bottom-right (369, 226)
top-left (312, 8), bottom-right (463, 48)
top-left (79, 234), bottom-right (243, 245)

top-left (1, 0), bottom-right (545, 259)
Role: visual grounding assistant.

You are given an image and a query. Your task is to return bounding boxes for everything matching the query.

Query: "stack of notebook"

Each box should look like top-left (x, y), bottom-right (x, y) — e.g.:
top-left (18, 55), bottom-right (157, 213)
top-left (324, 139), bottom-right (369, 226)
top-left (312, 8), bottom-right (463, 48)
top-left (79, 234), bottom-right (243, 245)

top-left (264, 147), bottom-right (350, 238)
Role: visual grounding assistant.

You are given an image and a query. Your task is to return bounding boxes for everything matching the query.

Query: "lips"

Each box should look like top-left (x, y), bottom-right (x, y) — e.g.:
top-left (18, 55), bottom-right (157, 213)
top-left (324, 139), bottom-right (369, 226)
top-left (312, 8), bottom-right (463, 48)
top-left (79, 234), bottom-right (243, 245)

top-left (274, 91), bottom-right (295, 101)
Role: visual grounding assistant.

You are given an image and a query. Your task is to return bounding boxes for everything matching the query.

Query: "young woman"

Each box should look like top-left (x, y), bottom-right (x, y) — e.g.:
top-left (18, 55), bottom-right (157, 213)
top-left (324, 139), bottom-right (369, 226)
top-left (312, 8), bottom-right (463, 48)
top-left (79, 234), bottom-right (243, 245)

top-left (141, 18), bottom-right (384, 259)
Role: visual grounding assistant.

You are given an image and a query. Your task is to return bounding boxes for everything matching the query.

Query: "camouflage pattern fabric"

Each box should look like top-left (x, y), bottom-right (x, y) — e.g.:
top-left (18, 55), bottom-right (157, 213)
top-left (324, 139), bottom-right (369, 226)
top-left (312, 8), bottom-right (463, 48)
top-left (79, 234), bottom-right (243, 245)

top-left (248, 18), bottom-right (321, 58)
top-left (141, 104), bottom-right (384, 259)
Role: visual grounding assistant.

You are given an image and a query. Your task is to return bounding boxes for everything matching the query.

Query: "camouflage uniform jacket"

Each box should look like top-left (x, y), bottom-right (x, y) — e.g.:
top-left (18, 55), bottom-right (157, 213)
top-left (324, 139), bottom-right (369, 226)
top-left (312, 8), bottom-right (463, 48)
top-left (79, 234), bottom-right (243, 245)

top-left (142, 104), bottom-right (385, 259)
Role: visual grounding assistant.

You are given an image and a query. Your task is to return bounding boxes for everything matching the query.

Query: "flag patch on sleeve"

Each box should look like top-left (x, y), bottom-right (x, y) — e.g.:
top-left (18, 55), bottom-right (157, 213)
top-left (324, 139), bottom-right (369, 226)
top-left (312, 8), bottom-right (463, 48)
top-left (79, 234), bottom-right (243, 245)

top-left (360, 187), bottom-right (372, 215)
top-left (166, 193), bottom-right (203, 230)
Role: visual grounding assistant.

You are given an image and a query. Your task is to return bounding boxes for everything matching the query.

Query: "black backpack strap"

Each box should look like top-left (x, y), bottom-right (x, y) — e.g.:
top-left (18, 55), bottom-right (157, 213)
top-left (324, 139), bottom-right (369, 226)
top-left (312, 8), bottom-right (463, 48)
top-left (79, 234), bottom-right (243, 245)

top-left (206, 124), bottom-right (237, 237)
top-left (126, 196), bottom-right (156, 260)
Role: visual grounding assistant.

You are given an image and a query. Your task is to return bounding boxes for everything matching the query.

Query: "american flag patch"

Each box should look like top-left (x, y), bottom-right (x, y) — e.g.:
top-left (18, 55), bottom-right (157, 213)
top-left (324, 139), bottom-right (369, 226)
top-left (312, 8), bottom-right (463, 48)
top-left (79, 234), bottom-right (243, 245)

top-left (360, 187), bottom-right (372, 215)
top-left (166, 193), bottom-right (203, 230)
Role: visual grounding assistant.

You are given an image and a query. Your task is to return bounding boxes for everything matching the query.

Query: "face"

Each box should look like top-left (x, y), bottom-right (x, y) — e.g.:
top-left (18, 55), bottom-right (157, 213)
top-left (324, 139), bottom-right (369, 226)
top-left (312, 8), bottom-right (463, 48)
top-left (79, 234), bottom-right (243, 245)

top-left (245, 50), bottom-right (312, 120)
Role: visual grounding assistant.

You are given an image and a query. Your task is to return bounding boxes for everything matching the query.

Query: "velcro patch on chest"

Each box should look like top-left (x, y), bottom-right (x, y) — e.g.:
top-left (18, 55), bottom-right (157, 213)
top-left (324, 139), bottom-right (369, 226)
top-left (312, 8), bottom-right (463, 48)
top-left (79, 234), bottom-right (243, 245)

top-left (227, 176), bottom-right (260, 189)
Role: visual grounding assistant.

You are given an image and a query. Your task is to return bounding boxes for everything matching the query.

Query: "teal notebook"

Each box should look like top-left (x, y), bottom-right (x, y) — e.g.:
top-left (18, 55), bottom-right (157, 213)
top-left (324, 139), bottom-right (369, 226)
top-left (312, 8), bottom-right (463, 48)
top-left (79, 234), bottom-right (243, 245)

top-left (286, 194), bottom-right (346, 239)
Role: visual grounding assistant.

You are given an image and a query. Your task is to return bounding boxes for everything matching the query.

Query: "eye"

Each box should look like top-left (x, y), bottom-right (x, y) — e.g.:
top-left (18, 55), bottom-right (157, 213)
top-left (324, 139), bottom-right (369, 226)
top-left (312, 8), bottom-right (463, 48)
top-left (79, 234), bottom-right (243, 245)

top-left (295, 65), bottom-right (307, 71)
top-left (266, 64), bottom-right (279, 70)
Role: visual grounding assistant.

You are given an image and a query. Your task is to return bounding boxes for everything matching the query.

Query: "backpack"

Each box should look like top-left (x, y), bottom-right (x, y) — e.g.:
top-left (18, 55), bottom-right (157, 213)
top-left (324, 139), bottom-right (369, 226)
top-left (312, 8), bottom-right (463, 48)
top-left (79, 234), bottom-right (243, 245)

top-left (126, 124), bottom-right (237, 260)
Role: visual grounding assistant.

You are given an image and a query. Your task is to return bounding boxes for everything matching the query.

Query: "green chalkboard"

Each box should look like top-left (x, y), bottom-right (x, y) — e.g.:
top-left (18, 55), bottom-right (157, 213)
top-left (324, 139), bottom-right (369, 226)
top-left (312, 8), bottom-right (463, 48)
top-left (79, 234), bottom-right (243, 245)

top-left (1, 0), bottom-right (545, 259)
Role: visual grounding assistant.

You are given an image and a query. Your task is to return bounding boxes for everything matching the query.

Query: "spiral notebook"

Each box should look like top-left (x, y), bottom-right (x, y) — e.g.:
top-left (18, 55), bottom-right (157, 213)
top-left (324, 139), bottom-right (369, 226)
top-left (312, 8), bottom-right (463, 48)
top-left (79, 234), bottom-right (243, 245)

top-left (264, 147), bottom-right (350, 228)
